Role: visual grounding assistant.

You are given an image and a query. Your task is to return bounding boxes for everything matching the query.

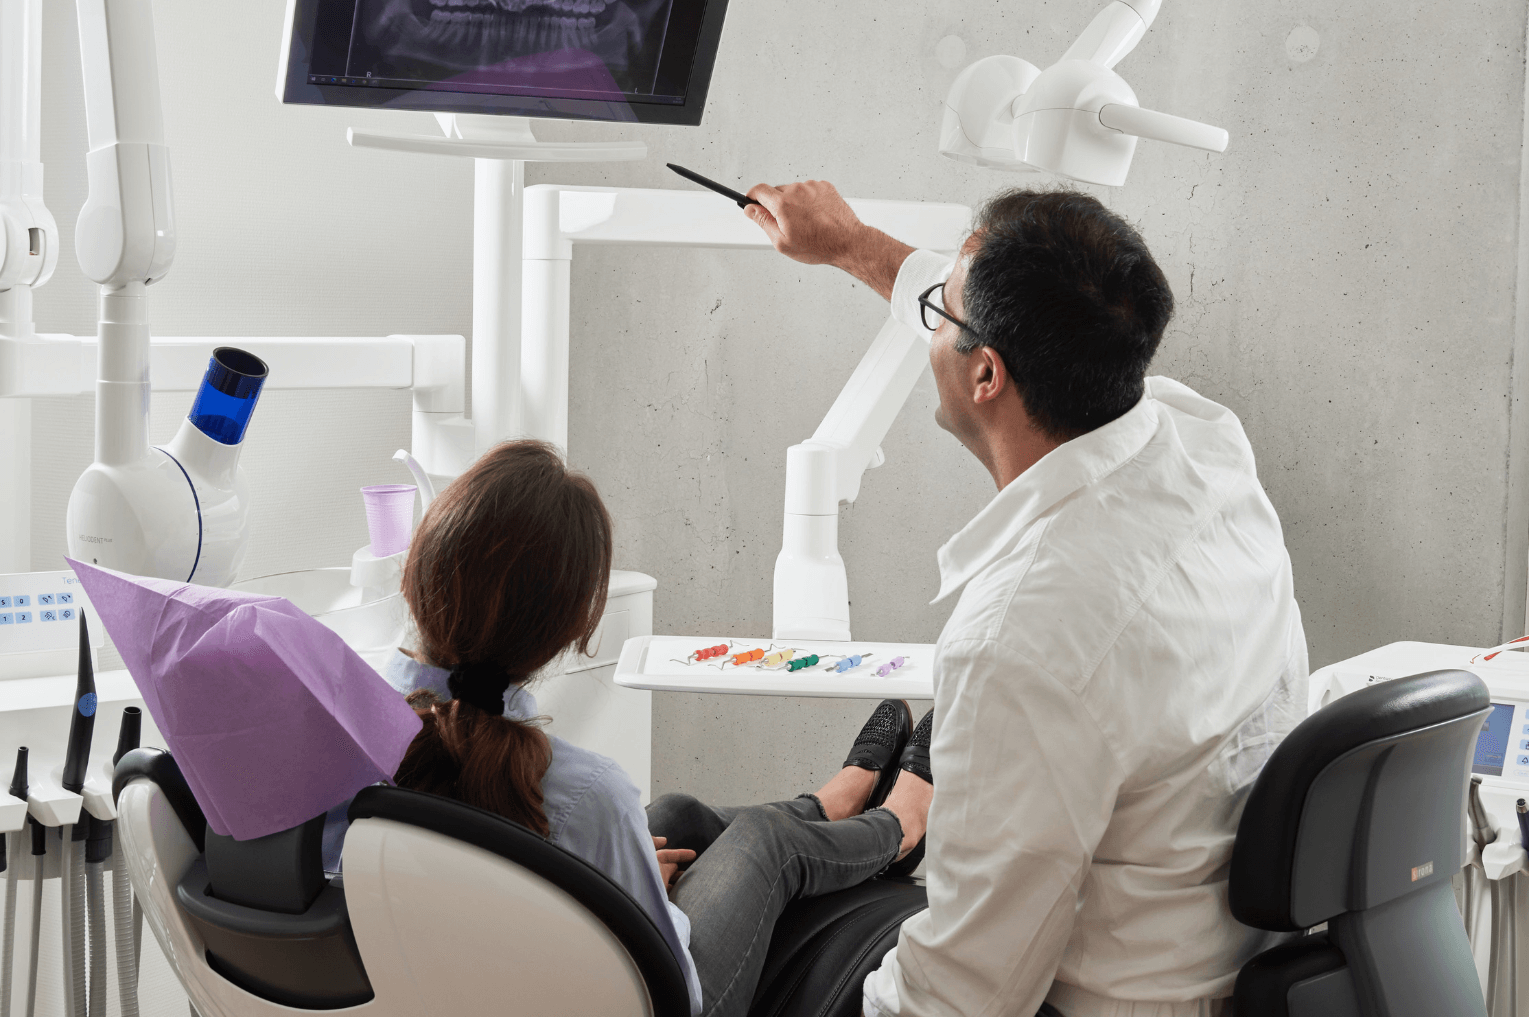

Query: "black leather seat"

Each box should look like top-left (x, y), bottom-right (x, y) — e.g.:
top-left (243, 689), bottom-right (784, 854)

top-left (1228, 669), bottom-right (1492, 1017)
top-left (748, 876), bottom-right (927, 1017)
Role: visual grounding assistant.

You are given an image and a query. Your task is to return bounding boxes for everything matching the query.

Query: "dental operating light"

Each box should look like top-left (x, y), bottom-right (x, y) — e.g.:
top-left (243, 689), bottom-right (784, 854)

top-left (940, 0), bottom-right (1228, 186)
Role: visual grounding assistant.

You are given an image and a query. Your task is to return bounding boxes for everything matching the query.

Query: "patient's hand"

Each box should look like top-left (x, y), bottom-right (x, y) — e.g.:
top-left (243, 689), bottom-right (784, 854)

top-left (653, 836), bottom-right (697, 890)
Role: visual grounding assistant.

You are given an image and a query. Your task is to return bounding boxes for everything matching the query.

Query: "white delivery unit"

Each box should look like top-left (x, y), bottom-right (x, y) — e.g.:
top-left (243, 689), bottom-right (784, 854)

top-left (1311, 641), bottom-right (1529, 1016)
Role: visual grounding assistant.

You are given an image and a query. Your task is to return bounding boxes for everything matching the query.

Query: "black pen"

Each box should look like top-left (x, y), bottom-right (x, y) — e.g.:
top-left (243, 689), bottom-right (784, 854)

top-left (666, 163), bottom-right (760, 209)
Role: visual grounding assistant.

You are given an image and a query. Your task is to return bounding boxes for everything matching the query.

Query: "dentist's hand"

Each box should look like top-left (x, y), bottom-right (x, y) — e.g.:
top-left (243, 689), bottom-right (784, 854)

top-left (745, 181), bottom-right (865, 266)
top-left (653, 836), bottom-right (696, 889)
top-left (746, 180), bottom-right (914, 301)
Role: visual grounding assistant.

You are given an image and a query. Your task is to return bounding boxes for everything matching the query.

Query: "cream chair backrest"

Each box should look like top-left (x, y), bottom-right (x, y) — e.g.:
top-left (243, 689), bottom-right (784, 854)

top-left (115, 758), bottom-right (685, 1017)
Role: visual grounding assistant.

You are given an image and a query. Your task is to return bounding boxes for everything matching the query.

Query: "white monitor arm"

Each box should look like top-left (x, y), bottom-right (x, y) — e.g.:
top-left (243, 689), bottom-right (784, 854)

top-left (773, 316), bottom-right (930, 641)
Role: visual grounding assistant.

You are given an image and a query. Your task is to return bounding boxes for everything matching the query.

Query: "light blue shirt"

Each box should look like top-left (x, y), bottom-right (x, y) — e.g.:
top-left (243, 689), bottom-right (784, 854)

top-left (327, 651), bottom-right (703, 1015)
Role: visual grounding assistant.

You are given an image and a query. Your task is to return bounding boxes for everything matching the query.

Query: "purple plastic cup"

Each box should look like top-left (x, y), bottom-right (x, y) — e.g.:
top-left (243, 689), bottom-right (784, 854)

top-left (361, 485), bottom-right (417, 557)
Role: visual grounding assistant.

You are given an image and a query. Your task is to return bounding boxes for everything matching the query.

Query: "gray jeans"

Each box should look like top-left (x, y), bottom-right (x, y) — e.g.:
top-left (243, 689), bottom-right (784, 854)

top-left (646, 792), bottom-right (903, 1017)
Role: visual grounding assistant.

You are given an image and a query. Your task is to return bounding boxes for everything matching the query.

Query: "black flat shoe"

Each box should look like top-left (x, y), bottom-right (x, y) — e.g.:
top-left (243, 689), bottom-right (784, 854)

top-left (843, 699), bottom-right (914, 812)
top-left (883, 708), bottom-right (933, 878)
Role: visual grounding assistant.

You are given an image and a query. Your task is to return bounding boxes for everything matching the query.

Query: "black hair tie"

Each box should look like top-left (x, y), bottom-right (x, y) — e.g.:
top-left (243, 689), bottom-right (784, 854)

top-left (447, 661), bottom-right (512, 716)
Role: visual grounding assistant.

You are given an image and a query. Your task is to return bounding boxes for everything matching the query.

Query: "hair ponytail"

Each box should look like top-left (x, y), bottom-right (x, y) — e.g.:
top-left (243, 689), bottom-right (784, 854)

top-left (394, 692), bottom-right (553, 837)
top-left (391, 440), bottom-right (613, 836)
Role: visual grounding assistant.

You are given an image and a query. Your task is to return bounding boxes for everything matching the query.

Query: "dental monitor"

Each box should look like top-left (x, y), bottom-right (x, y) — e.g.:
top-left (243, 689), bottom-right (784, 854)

top-left (277, 0), bottom-right (729, 125)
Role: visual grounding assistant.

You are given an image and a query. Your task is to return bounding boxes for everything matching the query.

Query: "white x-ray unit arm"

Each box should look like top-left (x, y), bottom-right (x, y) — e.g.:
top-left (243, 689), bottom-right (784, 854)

top-left (0, 0), bottom-right (58, 339)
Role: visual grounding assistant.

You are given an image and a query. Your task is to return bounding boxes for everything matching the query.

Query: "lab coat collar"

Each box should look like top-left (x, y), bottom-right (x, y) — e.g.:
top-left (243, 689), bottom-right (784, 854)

top-left (933, 391), bottom-right (1160, 603)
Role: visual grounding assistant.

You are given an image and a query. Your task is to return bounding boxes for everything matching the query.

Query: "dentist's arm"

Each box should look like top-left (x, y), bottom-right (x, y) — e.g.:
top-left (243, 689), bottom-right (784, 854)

top-left (746, 181), bottom-right (914, 301)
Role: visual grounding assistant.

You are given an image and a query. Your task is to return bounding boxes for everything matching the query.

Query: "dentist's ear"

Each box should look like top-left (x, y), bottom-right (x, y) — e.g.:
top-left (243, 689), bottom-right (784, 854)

top-left (972, 347), bottom-right (1011, 404)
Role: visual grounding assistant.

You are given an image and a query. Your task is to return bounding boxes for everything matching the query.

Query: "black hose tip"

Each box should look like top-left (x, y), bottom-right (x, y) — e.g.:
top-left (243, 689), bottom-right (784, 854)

top-left (113, 708), bottom-right (142, 766)
top-left (7, 746), bottom-right (26, 800)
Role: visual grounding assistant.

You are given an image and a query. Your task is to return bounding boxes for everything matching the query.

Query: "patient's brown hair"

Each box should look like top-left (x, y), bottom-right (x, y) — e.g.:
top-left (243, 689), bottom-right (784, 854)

top-left (391, 440), bottom-right (613, 837)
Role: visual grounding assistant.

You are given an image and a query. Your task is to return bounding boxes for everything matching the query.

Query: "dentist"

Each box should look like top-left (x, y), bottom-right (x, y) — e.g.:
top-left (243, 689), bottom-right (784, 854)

top-left (746, 183), bottom-right (1309, 1017)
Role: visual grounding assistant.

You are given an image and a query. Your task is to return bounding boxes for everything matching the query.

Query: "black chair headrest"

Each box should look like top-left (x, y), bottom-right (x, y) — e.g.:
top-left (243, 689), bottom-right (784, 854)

top-left (113, 747), bottom-right (207, 852)
top-left (1230, 669), bottom-right (1488, 931)
top-left (114, 746), bottom-right (330, 914)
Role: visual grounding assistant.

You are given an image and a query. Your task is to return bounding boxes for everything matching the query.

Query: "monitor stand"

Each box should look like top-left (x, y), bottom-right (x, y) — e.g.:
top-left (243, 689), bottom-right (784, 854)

top-left (347, 114), bottom-right (646, 477)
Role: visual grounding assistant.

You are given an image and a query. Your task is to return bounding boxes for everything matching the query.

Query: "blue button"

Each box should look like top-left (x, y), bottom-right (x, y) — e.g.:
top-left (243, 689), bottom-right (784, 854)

top-left (39, 610), bottom-right (55, 622)
top-left (14, 596), bottom-right (28, 607)
top-left (57, 593), bottom-right (72, 604)
top-left (13, 612), bottom-right (29, 624)
top-left (0, 614), bottom-right (9, 625)
top-left (37, 594), bottom-right (52, 605)
top-left (59, 608), bottom-right (74, 621)
top-left (0, 597), bottom-right (9, 608)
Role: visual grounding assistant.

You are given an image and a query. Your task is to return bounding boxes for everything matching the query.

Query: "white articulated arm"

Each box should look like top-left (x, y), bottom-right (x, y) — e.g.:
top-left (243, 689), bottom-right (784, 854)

top-left (1060, 0), bottom-right (1160, 69)
top-left (75, 0), bottom-right (174, 289)
top-left (773, 316), bottom-right (930, 641)
top-left (0, 0), bottom-right (59, 335)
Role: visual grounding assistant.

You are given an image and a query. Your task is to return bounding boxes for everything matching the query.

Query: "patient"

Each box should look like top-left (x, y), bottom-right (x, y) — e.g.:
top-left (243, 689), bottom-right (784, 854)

top-left (381, 439), bottom-right (934, 1017)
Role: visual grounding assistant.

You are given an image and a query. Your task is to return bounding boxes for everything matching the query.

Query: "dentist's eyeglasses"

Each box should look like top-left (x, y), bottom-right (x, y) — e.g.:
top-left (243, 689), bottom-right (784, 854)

top-left (918, 282), bottom-right (982, 341)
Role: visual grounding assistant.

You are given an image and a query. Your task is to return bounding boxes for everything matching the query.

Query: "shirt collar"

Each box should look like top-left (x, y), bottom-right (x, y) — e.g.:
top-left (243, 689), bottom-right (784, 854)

top-left (933, 393), bottom-right (1160, 603)
top-left (383, 650), bottom-right (538, 720)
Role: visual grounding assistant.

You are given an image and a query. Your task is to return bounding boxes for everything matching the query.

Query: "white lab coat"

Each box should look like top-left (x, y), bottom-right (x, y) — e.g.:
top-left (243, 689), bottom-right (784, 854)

top-left (863, 251), bottom-right (1308, 1017)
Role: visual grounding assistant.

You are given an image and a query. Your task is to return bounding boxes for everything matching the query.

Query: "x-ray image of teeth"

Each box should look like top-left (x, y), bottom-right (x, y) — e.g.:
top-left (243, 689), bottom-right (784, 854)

top-left (357, 0), bottom-right (674, 94)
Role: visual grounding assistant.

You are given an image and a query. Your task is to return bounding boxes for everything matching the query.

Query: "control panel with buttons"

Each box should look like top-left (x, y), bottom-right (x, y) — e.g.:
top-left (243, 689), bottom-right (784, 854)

top-left (0, 571), bottom-right (102, 657)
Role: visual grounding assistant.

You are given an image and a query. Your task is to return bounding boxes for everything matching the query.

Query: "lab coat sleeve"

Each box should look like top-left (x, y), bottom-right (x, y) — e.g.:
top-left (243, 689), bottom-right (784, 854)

top-left (889, 248), bottom-right (954, 340)
top-left (864, 637), bottom-right (1124, 1017)
top-left (559, 762), bottom-right (705, 1015)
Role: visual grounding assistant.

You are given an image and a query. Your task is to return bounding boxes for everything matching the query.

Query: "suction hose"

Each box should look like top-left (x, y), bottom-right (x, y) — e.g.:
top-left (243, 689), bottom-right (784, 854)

top-left (84, 820), bottom-right (108, 1017)
top-left (23, 821), bottom-right (41, 1017)
top-left (60, 612), bottom-right (95, 1017)
top-left (0, 834), bottom-right (11, 1017)
top-left (61, 831), bottom-right (84, 1017)
top-left (1, 748), bottom-right (27, 1017)
top-left (111, 709), bottom-right (140, 1017)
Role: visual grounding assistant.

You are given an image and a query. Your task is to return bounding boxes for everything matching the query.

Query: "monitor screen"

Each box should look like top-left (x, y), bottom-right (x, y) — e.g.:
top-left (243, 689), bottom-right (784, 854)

top-left (1473, 701), bottom-right (1517, 777)
top-left (278, 0), bottom-right (729, 125)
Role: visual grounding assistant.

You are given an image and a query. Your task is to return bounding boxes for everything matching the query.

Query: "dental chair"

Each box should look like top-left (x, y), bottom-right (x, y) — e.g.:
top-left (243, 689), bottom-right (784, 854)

top-left (113, 749), bottom-right (922, 1017)
top-left (1228, 668), bottom-right (1491, 1017)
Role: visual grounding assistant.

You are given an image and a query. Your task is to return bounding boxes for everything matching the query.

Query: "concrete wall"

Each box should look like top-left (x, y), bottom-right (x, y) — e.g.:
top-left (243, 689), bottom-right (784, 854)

top-left (22, 1), bottom-right (1529, 803)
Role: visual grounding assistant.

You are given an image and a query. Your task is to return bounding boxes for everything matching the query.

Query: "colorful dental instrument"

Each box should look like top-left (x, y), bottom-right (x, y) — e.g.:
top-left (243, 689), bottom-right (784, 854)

top-left (761, 648), bottom-right (798, 667)
top-left (785, 655), bottom-right (821, 672)
top-left (875, 657), bottom-right (907, 678)
top-left (674, 643), bottom-right (731, 665)
top-left (826, 653), bottom-right (872, 673)
top-left (730, 648), bottom-right (765, 666)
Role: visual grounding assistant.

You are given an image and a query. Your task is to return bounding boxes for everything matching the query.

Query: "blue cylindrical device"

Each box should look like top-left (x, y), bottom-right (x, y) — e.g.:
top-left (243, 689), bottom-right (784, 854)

top-left (188, 347), bottom-right (268, 445)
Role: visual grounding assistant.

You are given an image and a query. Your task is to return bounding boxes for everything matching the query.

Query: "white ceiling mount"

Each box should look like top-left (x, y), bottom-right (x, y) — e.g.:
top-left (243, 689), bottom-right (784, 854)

top-left (939, 0), bottom-right (1227, 187)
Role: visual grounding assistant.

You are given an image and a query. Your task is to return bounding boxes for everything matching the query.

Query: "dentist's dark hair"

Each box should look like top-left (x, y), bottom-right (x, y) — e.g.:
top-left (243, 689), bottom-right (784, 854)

top-left (960, 189), bottom-right (1173, 440)
top-left (392, 439), bottom-right (613, 837)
